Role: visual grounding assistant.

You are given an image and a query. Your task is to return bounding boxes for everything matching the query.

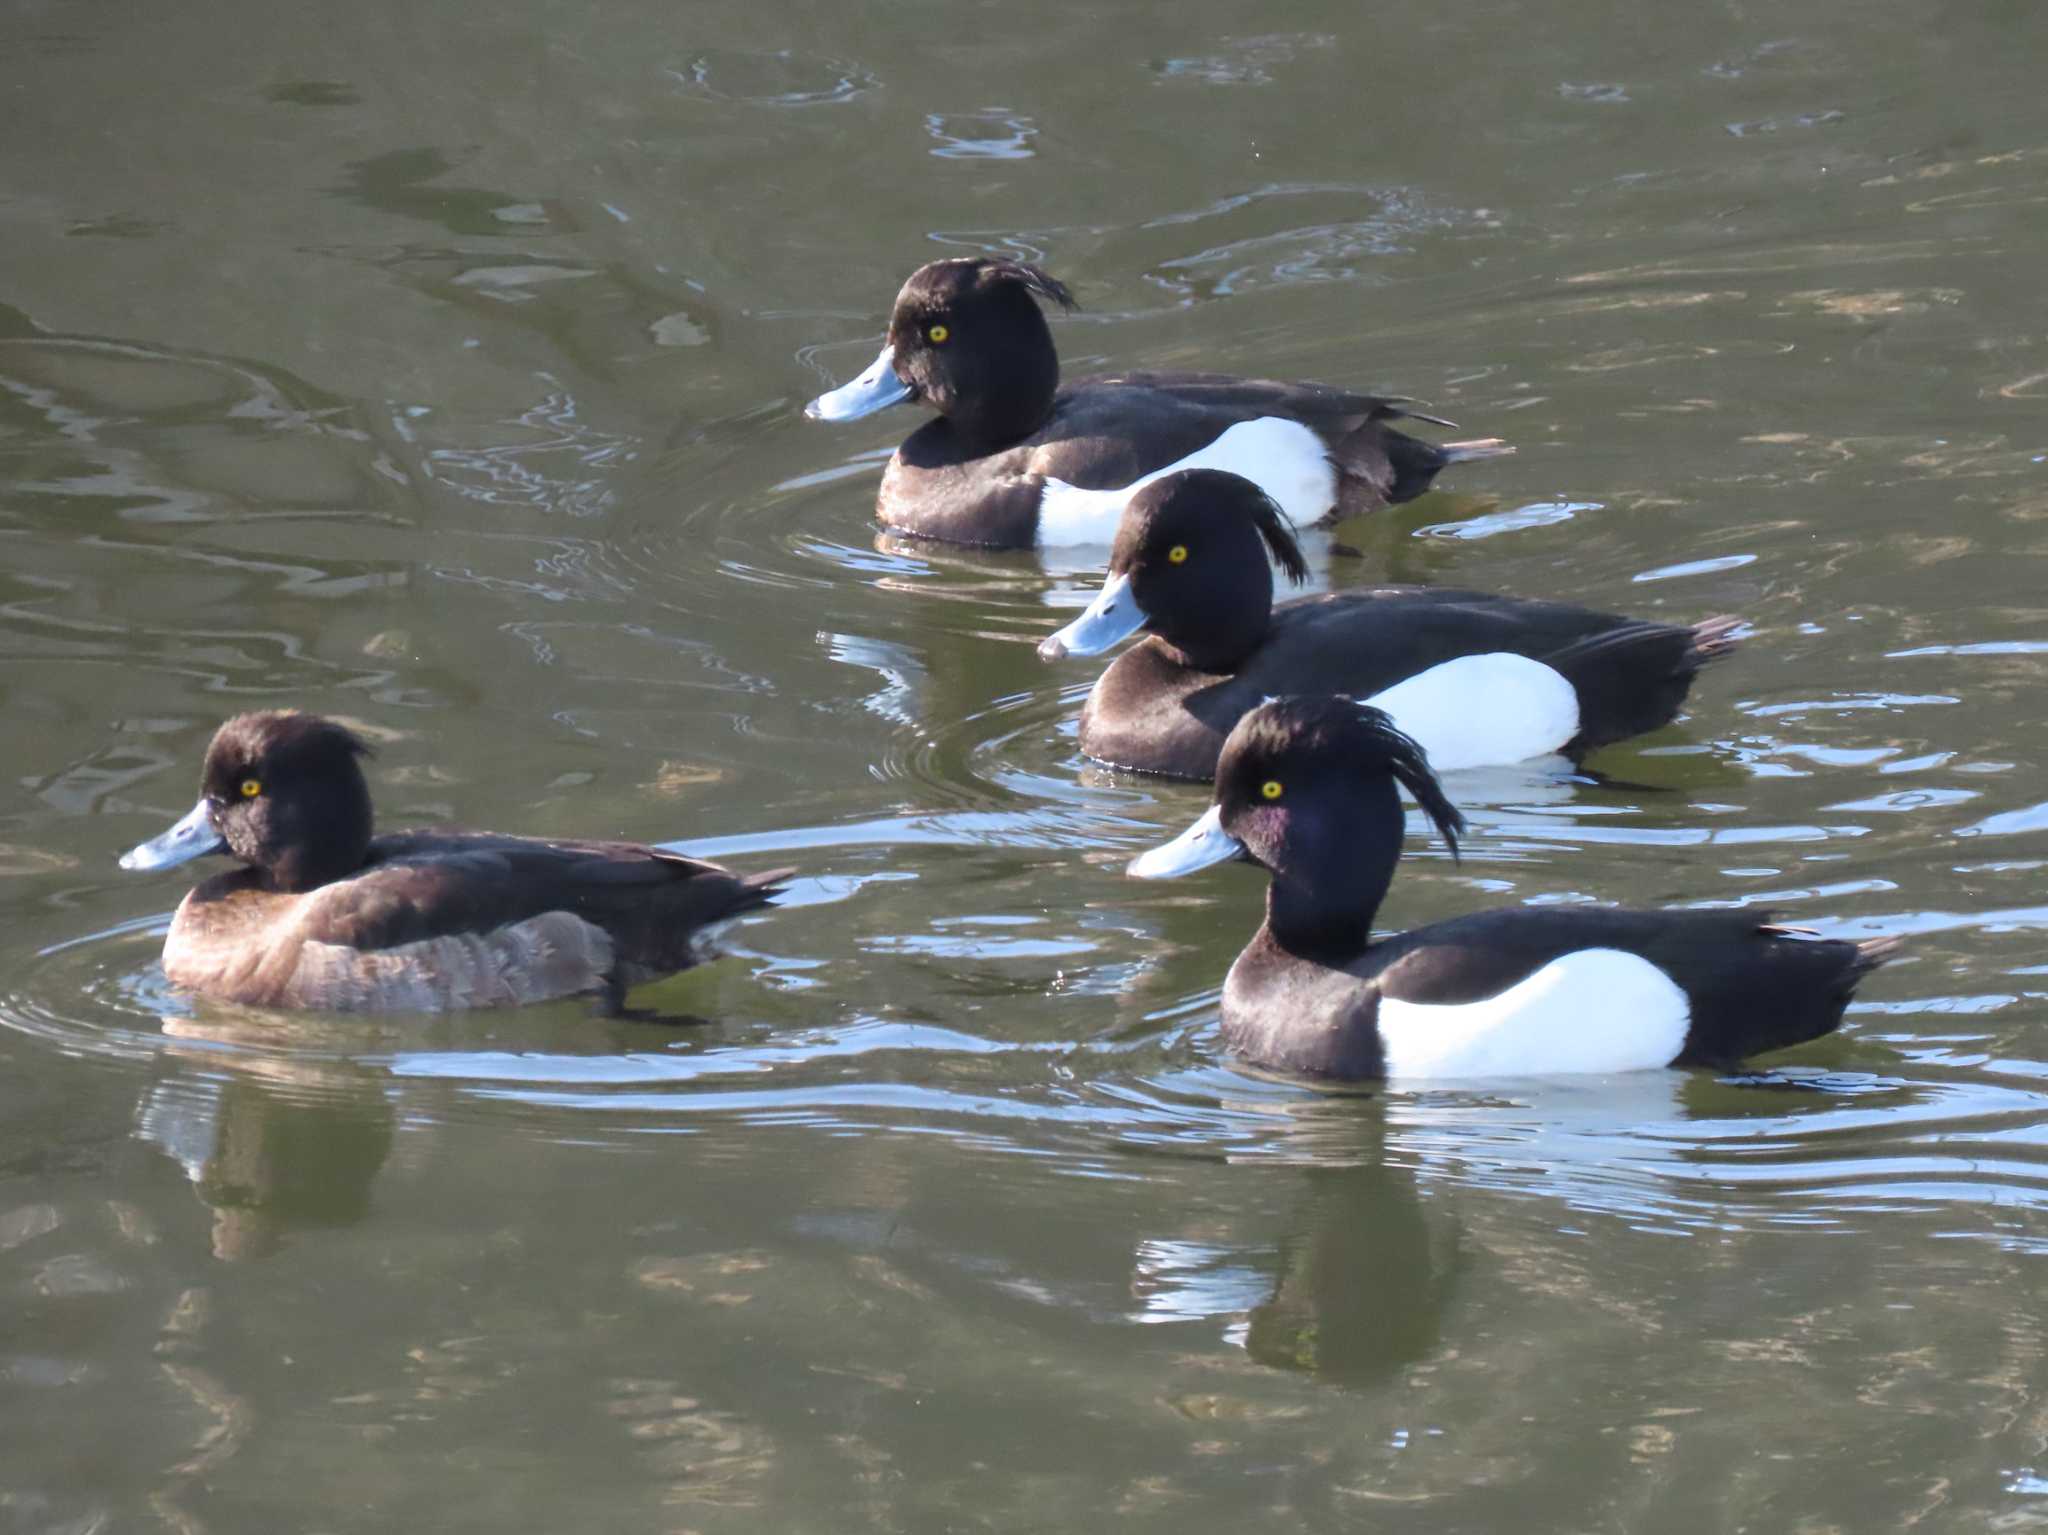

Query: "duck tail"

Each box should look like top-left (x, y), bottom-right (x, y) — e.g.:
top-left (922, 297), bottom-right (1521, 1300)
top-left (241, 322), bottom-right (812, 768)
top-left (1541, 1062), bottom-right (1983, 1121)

top-left (1848, 934), bottom-right (1904, 984)
top-left (1682, 924), bottom-right (1903, 1064)
top-left (1544, 615), bottom-right (1738, 757)
top-left (1758, 924), bottom-right (1902, 1005)
top-left (1686, 614), bottom-right (1746, 668)
top-left (1760, 925), bottom-right (1901, 959)
top-left (1373, 429), bottom-right (1515, 503)
top-left (738, 866), bottom-right (798, 912)
top-left (1435, 437), bottom-right (1516, 465)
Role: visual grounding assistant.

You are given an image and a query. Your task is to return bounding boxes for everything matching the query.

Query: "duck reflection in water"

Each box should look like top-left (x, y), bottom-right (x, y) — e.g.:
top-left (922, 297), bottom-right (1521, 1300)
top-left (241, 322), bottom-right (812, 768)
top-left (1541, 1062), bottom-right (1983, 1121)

top-left (1130, 1115), bottom-right (1458, 1387)
top-left (1240, 1162), bottom-right (1461, 1384)
top-left (137, 1015), bottom-right (395, 1262)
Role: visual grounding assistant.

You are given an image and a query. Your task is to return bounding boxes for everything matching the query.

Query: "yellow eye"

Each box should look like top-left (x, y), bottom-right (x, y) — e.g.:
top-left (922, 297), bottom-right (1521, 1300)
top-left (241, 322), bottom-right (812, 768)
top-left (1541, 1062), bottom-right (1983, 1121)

top-left (239, 778), bottom-right (262, 798)
top-left (1260, 779), bottom-right (1283, 801)
top-left (928, 324), bottom-right (950, 344)
top-left (1167, 544), bottom-right (1189, 564)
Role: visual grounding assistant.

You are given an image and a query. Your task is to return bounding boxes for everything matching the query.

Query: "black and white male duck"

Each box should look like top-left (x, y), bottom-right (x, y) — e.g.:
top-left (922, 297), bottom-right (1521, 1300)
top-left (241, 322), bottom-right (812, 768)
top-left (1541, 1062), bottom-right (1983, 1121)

top-left (1130, 697), bottom-right (1897, 1079)
top-left (1037, 469), bottom-right (1741, 780)
top-left (804, 256), bottom-right (1511, 547)
top-left (119, 712), bottom-right (788, 1012)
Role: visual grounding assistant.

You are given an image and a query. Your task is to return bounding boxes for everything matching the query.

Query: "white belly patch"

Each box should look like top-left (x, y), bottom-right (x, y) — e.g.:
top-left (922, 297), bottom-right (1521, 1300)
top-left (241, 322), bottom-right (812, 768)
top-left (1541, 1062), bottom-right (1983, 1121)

top-left (1376, 947), bottom-right (1691, 1078)
top-left (1036, 417), bottom-right (1339, 545)
top-left (1363, 653), bottom-right (1581, 772)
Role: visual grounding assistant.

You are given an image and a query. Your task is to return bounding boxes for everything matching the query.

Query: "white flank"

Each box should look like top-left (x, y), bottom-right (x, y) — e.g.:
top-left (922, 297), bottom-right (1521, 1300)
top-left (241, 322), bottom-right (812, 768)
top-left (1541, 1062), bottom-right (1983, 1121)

top-left (1377, 947), bottom-right (1690, 1079)
top-left (1035, 417), bottom-right (1338, 545)
top-left (1363, 653), bottom-right (1580, 773)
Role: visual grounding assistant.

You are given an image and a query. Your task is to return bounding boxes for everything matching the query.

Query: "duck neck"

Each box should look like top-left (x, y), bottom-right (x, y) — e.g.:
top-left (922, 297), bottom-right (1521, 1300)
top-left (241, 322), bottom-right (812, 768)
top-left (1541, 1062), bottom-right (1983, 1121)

top-left (940, 297), bottom-right (1060, 452)
top-left (947, 352), bottom-right (1057, 453)
top-left (263, 776), bottom-right (373, 894)
top-left (1261, 780), bottom-right (1404, 962)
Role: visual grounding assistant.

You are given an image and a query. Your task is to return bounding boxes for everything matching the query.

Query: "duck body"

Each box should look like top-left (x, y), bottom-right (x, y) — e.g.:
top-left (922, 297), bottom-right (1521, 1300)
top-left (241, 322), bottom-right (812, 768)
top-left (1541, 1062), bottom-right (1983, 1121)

top-left (160, 830), bottom-right (782, 1013)
top-left (809, 259), bottom-right (1509, 549)
top-left (122, 712), bottom-right (786, 1013)
top-left (1128, 696), bottom-right (1896, 1081)
top-left (1079, 585), bottom-right (1734, 780)
top-left (1222, 907), bottom-right (1892, 1080)
top-left (880, 375), bottom-right (1500, 549)
top-left (1040, 471), bottom-right (1738, 780)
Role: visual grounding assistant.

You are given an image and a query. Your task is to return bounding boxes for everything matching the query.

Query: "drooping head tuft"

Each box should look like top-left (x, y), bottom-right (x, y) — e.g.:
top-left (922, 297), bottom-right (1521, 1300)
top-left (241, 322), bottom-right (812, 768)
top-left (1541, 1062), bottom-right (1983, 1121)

top-left (976, 259), bottom-right (1077, 312)
top-left (1346, 705), bottom-right (1464, 858)
top-left (892, 256), bottom-right (1077, 319)
top-left (1240, 485), bottom-right (1308, 586)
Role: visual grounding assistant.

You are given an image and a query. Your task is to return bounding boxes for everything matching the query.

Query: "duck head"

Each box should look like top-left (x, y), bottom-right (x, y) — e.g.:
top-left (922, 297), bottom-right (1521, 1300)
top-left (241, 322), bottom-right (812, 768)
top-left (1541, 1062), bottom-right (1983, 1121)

top-left (121, 712), bottom-right (375, 894)
top-left (1038, 469), bottom-right (1310, 672)
top-left (1130, 698), bottom-right (1466, 956)
top-left (806, 257), bottom-right (1076, 449)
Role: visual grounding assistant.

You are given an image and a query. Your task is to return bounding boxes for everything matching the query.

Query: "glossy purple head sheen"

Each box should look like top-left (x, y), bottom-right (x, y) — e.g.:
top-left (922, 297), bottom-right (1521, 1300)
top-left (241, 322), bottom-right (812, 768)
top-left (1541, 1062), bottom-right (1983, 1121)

top-left (879, 257), bottom-right (1075, 448)
top-left (1108, 470), bottom-right (1310, 673)
top-left (1215, 698), bottom-right (1466, 957)
top-left (193, 712), bottom-right (376, 893)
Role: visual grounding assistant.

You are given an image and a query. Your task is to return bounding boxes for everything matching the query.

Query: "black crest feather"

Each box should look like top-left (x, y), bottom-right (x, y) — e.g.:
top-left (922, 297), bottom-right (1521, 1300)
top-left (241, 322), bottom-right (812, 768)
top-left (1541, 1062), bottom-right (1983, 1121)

top-left (207, 711), bottom-right (376, 777)
top-left (1351, 706), bottom-right (1465, 858)
top-left (265, 711), bottom-right (376, 763)
top-left (1242, 487), bottom-right (1310, 587)
top-left (982, 260), bottom-right (1078, 312)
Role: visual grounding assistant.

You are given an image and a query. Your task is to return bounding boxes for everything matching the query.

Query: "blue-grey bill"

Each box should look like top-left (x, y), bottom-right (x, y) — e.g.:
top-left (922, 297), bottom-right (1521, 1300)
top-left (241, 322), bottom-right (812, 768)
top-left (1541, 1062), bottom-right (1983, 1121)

top-left (120, 799), bottom-right (225, 872)
top-left (1127, 805), bottom-right (1244, 879)
top-left (1037, 572), bottom-right (1146, 662)
top-left (805, 344), bottom-right (911, 421)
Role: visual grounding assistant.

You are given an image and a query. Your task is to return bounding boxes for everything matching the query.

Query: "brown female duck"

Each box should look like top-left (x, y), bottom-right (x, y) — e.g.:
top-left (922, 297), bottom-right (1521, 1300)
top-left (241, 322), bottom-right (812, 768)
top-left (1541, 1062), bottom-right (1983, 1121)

top-left (119, 712), bottom-right (788, 1012)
